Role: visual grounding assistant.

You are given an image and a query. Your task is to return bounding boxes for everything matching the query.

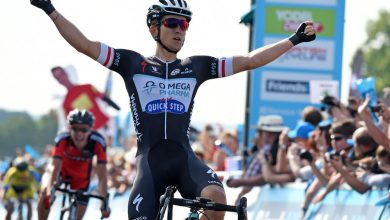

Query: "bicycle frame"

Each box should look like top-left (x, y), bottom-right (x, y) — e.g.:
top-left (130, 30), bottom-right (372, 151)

top-left (156, 185), bottom-right (248, 220)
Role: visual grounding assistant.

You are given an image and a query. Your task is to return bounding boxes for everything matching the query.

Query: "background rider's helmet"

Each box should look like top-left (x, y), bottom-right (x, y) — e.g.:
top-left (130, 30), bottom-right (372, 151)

top-left (66, 109), bottom-right (95, 127)
top-left (147, 0), bottom-right (192, 27)
top-left (13, 157), bottom-right (28, 172)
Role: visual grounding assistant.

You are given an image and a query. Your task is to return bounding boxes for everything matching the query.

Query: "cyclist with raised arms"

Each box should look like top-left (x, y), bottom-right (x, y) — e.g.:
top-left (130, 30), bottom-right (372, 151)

top-left (37, 109), bottom-right (110, 220)
top-left (30, 0), bottom-right (316, 219)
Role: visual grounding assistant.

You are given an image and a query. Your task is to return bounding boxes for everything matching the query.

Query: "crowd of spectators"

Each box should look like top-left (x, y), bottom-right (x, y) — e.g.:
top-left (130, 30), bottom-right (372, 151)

top-left (2, 93), bottom-right (390, 218)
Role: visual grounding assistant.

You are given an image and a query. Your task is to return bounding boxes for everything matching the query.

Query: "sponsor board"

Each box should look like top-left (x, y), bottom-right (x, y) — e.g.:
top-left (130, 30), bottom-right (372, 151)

top-left (265, 7), bottom-right (336, 37)
top-left (309, 80), bottom-right (339, 104)
top-left (260, 71), bottom-right (333, 102)
top-left (265, 0), bottom-right (337, 6)
top-left (264, 38), bottom-right (334, 70)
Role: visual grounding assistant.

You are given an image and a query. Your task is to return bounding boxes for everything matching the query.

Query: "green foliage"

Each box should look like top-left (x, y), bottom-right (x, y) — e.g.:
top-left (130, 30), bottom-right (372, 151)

top-left (360, 10), bottom-right (390, 92)
top-left (0, 109), bottom-right (57, 158)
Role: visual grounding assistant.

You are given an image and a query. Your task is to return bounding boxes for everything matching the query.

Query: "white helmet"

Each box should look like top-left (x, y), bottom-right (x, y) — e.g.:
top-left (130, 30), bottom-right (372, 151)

top-left (147, 0), bottom-right (192, 27)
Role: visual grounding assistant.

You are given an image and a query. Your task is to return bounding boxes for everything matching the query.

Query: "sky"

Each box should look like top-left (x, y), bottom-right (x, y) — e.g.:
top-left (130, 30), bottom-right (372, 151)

top-left (1, 0), bottom-right (390, 127)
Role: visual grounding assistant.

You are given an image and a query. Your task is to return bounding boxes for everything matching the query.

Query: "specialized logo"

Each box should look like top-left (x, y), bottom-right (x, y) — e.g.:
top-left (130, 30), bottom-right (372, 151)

top-left (141, 61), bottom-right (148, 72)
top-left (207, 169), bottom-right (217, 179)
top-left (133, 193), bottom-right (143, 212)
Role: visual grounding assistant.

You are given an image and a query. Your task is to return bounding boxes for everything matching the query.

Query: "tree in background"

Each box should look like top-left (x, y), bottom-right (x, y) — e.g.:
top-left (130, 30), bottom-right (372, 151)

top-left (0, 109), bottom-right (57, 158)
top-left (352, 10), bottom-right (390, 93)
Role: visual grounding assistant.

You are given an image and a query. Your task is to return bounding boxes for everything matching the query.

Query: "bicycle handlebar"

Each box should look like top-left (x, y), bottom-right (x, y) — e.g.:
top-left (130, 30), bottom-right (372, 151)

top-left (55, 187), bottom-right (105, 201)
top-left (156, 185), bottom-right (247, 220)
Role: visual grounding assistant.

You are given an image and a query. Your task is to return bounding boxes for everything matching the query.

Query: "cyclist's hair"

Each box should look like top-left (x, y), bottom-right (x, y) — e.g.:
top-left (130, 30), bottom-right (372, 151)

top-left (66, 109), bottom-right (95, 127)
top-left (147, 0), bottom-right (192, 27)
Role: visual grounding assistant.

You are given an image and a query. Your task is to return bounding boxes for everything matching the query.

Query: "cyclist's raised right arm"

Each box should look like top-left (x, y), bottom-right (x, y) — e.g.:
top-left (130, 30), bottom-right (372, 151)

top-left (31, 0), bottom-right (100, 60)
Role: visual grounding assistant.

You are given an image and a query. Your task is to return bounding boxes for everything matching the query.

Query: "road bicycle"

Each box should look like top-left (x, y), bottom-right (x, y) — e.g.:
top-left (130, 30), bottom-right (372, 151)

top-left (51, 183), bottom-right (109, 220)
top-left (9, 195), bottom-right (31, 220)
top-left (155, 185), bottom-right (247, 220)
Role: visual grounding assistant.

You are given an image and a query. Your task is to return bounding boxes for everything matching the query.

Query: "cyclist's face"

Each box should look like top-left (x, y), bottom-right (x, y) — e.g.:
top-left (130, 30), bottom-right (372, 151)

top-left (69, 124), bottom-right (91, 148)
top-left (159, 15), bottom-right (188, 51)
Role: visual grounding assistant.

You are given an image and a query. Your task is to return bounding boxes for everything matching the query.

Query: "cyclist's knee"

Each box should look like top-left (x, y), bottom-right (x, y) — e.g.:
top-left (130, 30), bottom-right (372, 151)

top-left (5, 201), bottom-right (15, 212)
top-left (200, 185), bottom-right (226, 204)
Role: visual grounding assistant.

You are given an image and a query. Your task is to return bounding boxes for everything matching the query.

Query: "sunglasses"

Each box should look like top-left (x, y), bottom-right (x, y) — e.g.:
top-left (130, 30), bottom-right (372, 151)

top-left (71, 127), bottom-right (91, 133)
top-left (162, 18), bottom-right (189, 31)
top-left (331, 135), bottom-right (345, 141)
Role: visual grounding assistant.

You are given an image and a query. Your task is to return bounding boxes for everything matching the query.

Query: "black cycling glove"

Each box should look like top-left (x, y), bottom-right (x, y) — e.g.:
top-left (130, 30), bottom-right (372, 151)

top-left (288, 22), bottom-right (316, 46)
top-left (30, 0), bottom-right (56, 15)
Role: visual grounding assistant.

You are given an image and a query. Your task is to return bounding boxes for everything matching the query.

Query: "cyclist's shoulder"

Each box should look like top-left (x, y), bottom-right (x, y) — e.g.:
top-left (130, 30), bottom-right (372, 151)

top-left (54, 131), bottom-right (71, 144)
top-left (185, 55), bottom-right (217, 62)
top-left (89, 131), bottom-right (107, 148)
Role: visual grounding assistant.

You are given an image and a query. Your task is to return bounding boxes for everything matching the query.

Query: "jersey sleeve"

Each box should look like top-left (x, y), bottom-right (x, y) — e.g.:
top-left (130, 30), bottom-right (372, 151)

top-left (91, 133), bottom-right (107, 164)
top-left (96, 43), bottom-right (142, 79)
top-left (52, 139), bottom-right (66, 159)
top-left (217, 57), bottom-right (234, 78)
top-left (191, 56), bottom-right (234, 84)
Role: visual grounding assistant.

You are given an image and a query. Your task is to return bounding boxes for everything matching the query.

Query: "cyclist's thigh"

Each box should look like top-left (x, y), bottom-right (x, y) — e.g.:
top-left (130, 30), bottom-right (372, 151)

top-left (127, 153), bottom-right (161, 220)
top-left (178, 149), bottom-right (224, 199)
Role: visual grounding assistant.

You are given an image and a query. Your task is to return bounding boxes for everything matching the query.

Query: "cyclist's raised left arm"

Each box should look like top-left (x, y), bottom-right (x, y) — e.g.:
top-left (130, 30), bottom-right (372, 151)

top-left (232, 21), bottom-right (316, 74)
top-left (30, 0), bottom-right (100, 60)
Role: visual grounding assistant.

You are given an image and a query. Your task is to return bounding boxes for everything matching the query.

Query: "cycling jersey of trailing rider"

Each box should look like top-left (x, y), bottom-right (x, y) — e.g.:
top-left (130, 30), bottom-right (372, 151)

top-left (53, 131), bottom-right (107, 190)
top-left (2, 165), bottom-right (40, 200)
top-left (97, 45), bottom-right (234, 156)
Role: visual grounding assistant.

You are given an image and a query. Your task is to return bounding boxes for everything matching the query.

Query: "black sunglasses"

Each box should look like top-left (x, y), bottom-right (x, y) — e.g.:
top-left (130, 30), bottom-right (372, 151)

top-left (162, 18), bottom-right (189, 31)
top-left (71, 127), bottom-right (91, 133)
top-left (331, 135), bottom-right (345, 141)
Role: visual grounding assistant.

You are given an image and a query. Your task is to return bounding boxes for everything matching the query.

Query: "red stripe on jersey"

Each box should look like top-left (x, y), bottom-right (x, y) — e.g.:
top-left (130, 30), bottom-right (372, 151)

top-left (221, 59), bottom-right (226, 77)
top-left (103, 47), bottom-right (112, 66)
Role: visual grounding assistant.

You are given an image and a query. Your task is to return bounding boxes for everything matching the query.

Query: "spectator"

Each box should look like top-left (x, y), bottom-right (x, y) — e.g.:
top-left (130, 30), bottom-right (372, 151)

top-left (226, 115), bottom-right (285, 205)
top-left (198, 124), bottom-right (218, 163)
top-left (213, 132), bottom-right (239, 171)
top-left (302, 118), bottom-right (357, 212)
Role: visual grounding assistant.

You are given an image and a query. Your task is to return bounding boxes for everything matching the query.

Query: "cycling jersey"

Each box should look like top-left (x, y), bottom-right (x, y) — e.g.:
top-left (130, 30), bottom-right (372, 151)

top-left (97, 43), bottom-right (233, 156)
top-left (3, 166), bottom-right (40, 200)
top-left (53, 131), bottom-right (107, 190)
top-left (97, 43), bottom-right (233, 219)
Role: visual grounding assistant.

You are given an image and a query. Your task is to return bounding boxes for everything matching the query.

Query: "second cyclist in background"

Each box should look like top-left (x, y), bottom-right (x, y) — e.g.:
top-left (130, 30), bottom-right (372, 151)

top-left (36, 109), bottom-right (110, 220)
top-left (1, 157), bottom-right (40, 220)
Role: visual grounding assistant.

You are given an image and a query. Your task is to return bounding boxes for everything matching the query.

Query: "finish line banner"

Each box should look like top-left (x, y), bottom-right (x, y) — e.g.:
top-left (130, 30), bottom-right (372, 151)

top-left (246, 185), bottom-right (390, 220)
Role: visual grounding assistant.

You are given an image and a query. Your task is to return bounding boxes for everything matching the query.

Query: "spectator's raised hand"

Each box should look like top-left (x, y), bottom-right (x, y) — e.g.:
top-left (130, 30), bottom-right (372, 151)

top-left (357, 96), bottom-right (372, 119)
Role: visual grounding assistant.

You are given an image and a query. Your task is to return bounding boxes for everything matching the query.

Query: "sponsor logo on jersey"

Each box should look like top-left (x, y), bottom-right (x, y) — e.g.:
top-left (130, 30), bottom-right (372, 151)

top-left (145, 99), bottom-right (186, 114)
top-left (170, 68), bottom-right (181, 76)
top-left (211, 62), bottom-right (217, 76)
top-left (130, 93), bottom-right (143, 142)
top-left (133, 74), bottom-right (197, 114)
top-left (207, 169), bottom-right (217, 179)
top-left (151, 66), bottom-right (160, 75)
top-left (141, 61), bottom-right (148, 72)
top-left (181, 68), bottom-right (193, 75)
top-left (142, 81), bottom-right (158, 95)
top-left (114, 52), bottom-right (120, 67)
